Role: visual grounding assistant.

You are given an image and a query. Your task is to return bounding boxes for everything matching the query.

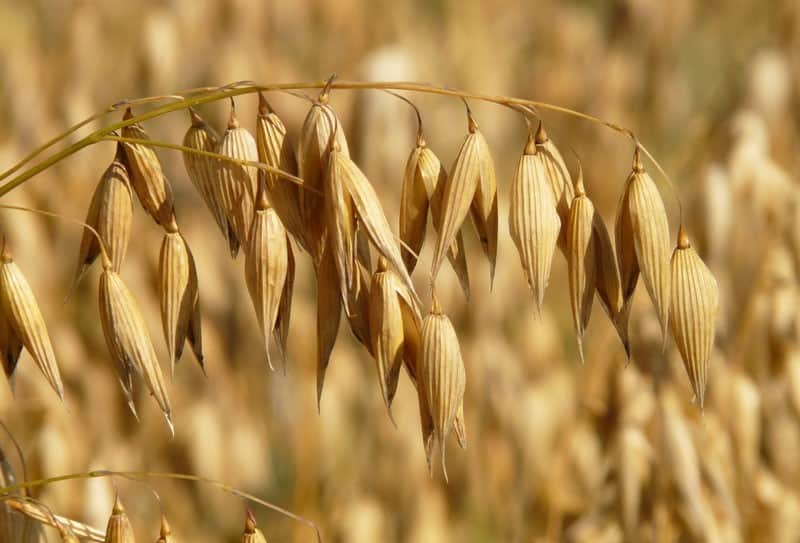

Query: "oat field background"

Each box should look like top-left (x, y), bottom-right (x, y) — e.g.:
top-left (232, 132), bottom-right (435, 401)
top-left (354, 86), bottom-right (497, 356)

top-left (1, 1), bottom-right (799, 542)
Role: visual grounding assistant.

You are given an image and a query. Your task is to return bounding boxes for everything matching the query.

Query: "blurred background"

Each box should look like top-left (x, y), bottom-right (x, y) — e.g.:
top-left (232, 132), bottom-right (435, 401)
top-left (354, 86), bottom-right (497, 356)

top-left (0, 0), bottom-right (799, 541)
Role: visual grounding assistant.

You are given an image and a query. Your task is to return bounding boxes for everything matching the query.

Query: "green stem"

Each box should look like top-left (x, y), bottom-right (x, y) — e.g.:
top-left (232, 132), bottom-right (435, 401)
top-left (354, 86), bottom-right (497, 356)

top-left (0, 469), bottom-right (323, 543)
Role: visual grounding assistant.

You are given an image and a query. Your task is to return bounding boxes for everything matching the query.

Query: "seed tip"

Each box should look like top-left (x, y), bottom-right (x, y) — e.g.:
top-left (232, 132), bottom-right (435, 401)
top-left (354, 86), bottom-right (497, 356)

top-left (227, 98), bottom-right (239, 129)
top-left (632, 147), bottom-right (644, 172)
top-left (245, 509), bottom-right (257, 533)
top-left (524, 133), bottom-right (536, 155)
top-left (677, 224), bottom-right (691, 249)
top-left (160, 513), bottom-right (172, 536)
top-left (258, 91), bottom-right (272, 116)
top-left (123, 107), bottom-right (133, 121)
top-left (112, 494), bottom-right (125, 514)
top-left (535, 121), bottom-right (549, 144)
top-left (188, 107), bottom-right (203, 126)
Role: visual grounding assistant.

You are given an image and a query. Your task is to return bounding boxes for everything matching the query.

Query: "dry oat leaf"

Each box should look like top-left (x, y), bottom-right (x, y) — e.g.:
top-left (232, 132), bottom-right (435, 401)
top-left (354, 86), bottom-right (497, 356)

top-left (183, 108), bottom-right (228, 240)
top-left (241, 511), bottom-right (268, 543)
top-left (72, 145), bottom-right (133, 289)
top-left (121, 107), bottom-right (175, 226)
top-left (368, 258), bottom-right (406, 422)
top-left (215, 100), bottom-right (257, 257)
top-left (592, 213), bottom-right (630, 358)
top-left (315, 242), bottom-right (341, 408)
top-left (335, 149), bottom-right (420, 306)
top-left (156, 514), bottom-right (173, 543)
top-left (99, 264), bottom-right (173, 433)
top-left (245, 184), bottom-right (289, 371)
top-left (420, 293), bottom-right (466, 481)
top-left (669, 226), bottom-right (719, 408)
top-left (296, 100), bottom-right (349, 264)
top-left (615, 149), bottom-right (671, 345)
top-left (535, 122), bottom-right (574, 250)
top-left (0, 244), bottom-right (63, 399)
top-left (509, 135), bottom-right (561, 313)
top-left (255, 93), bottom-right (305, 250)
top-left (0, 307), bottom-right (22, 390)
top-left (159, 216), bottom-right (204, 377)
top-left (104, 495), bottom-right (135, 543)
top-left (566, 169), bottom-right (596, 363)
top-left (432, 112), bottom-right (496, 286)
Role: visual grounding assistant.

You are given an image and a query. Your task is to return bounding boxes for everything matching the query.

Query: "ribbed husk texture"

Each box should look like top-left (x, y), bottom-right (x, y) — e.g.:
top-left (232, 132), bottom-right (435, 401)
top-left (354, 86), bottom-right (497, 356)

top-left (669, 227), bottom-right (719, 408)
top-left (566, 177), bottom-right (597, 363)
top-left (159, 219), bottom-right (204, 377)
top-left (121, 107), bottom-right (175, 227)
top-left (0, 245), bottom-right (63, 399)
top-left (73, 146), bottom-right (133, 287)
top-left (509, 136), bottom-right (561, 313)
top-left (534, 122), bottom-right (574, 251)
top-left (103, 496), bottom-right (135, 543)
top-left (99, 268), bottom-right (172, 433)
top-left (420, 295), bottom-right (466, 481)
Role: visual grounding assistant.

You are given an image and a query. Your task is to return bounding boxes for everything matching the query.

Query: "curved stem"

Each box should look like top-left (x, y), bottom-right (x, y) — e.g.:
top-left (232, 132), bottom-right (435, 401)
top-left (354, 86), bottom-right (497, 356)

top-left (0, 469), bottom-right (323, 543)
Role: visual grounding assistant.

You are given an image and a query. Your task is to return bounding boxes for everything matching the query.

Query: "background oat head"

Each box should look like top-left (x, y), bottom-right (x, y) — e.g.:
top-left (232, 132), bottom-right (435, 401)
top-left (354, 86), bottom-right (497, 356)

top-left (0, 1), bottom-right (799, 541)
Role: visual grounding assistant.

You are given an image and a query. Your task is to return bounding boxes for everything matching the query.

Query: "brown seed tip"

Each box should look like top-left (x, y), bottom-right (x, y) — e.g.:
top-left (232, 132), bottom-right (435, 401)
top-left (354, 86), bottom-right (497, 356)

top-left (524, 133), bottom-right (537, 155)
top-left (244, 510), bottom-right (257, 533)
top-left (534, 121), bottom-right (549, 144)
top-left (377, 256), bottom-right (388, 272)
top-left (123, 107), bottom-right (134, 121)
top-left (431, 290), bottom-right (442, 315)
top-left (258, 92), bottom-right (272, 116)
top-left (189, 107), bottom-right (204, 127)
top-left (112, 494), bottom-right (125, 514)
top-left (574, 164), bottom-right (586, 197)
top-left (227, 98), bottom-right (239, 130)
top-left (467, 112), bottom-right (478, 134)
top-left (677, 224), bottom-right (691, 249)
top-left (1, 239), bottom-right (12, 263)
top-left (160, 513), bottom-right (172, 536)
top-left (632, 147), bottom-right (644, 173)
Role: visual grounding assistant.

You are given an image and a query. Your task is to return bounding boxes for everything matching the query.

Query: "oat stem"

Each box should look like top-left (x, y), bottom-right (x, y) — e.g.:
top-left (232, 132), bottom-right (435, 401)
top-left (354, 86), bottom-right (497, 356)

top-left (0, 469), bottom-right (323, 543)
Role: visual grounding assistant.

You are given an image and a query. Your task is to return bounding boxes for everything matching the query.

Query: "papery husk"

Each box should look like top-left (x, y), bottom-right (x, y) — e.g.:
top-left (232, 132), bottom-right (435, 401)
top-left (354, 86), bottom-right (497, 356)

top-left (0, 244), bottom-right (63, 399)
top-left (4, 499), bottom-right (104, 542)
top-left (255, 93), bottom-right (305, 250)
top-left (183, 108), bottom-right (228, 240)
top-left (297, 101), bottom-right (349, 264)
top-left (324, 143), bottom-right (358, 313)
top-left (592, 213), bottom-right (630, 357)
top-left (159, 217), bottom-right (204, 377)
top-left (615, 149), bottom-right (671, 345)
top-left (315, 242), bottom-right (341, 408)
top-left (368, 259), bottom-right (406, 422)
top-left (274, 239), bottom-right (294, 369)
top-left (73, 145), bottom-right (133, 288)
top-left (534, 122), bottom-right (574, 250)
top-left (432, 113), bottom-right (495, 286)
top-left (399, 143), bottom-right (430, 272)
top-left (103, 495), bottom-right (135, 543)
top-left (0, 303), bottom-right (22, 389)
top-left (245, 186), bottom-right (289, 371)
top-left (420, 294), bottom-right (466, 481)
top-left (509, 135), bottom-right (561, 313)
top-left (99, 267), bottom-right (173, 433)
top-left (566, 172), bottom-right (596, 363)
top-left (121, 107), bottom-right (175, 227)
top-left (215, 101), bottom-right (257, 257)
top-left (0, 450), bottom-right (45, 543)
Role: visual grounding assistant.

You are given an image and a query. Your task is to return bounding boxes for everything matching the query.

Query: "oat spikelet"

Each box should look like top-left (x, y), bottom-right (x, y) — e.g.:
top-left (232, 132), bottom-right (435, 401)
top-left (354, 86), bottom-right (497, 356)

top-left (159, 216), bottom-right (204, 377)
top-left (315, 242), bottom-right (341, 408)
top-left (432, 112), bottom-right (496, 285)
top-left (245, 183), bottom-right (289, 371)
top-left (0, 304), bottom-right (22, 390)
top-left (0, 450), bottom-right (45, 543)
top-left (121, 107), bottom-right (175, 226)
top-left (420, 293), bottom-right (466, 481)
top-left (4, 498), bottom-right (105, 541)
top-left (534, 122), bottom-right (574, 250)
top-left (215, 100), bottom-right (257, 257)
top-left (399, 139), bottom-right (429, 272)
top-left (73, 145), bottom-right (133, 289)
top-left (297, 100), bottom-right (349, 264)
top-left (592, 213), bottom-right (630, 358)
top-left (104, 495), bottom-right (135, 543)
top-left (255, 93), bottom-right (304, 250)
top-left (335, 149), bottom-right (420, 306)
top-left (669, 226), bottom-right (719, 408)
top-left (99, 264), bottom-right (173, 433)
top-left (241, 510), bottom-right (268, 543)
top-left (183, 108), bottom-right (228, 240)
top-left (616, 148), bottom-right (671, 345)
top-left (0, 243), bottom-right (63, 399)
top-left (324, 142), bottom-right (358, 313)
top-left (368, 258), bottom-right (406, 422)
top-left (274, 238), bottom-right (294, 370)
top-left (509, 134), bottom-right (561, 313)
top-left (566, 170), bottom-right (596, 363)
top-left (344, 260), bottom-right (372, 351)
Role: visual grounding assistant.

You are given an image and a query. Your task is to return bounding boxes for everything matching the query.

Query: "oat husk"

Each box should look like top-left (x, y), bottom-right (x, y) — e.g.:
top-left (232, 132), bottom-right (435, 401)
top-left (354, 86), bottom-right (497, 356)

top-left (241, 511), bottom-right (268, 543)
top-left (121, 107), bottom-right (175, 227)
top-left (103, 495), bottom-right (135, 543)
top-left (534, 122), bottom-right (574, 250)
top-left (0, 243), bottom-right (63, 399)
top-left (315, 242), bottom-right (341, 408)
top-left (0, 450), bottom-right (45, 543)
top-left (0, 303), bottom-right (22, 390)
